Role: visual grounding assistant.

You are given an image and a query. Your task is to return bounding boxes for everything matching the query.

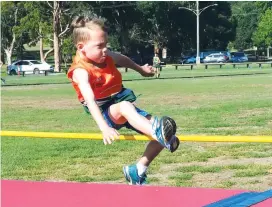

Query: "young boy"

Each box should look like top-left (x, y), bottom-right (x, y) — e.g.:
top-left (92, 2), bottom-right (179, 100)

top-left (153, 53), bottom-right (161, 78)
top-left (67, 16), bottom-right (179, 185)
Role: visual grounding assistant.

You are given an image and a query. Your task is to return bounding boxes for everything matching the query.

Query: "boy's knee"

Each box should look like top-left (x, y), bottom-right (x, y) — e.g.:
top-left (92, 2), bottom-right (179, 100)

top-left (119, 101), bottom-right (134, 114)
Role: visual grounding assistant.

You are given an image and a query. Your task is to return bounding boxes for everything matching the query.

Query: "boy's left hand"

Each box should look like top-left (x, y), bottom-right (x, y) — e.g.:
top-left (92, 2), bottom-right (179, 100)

top-left (140, 64), bottom-right (155, 77)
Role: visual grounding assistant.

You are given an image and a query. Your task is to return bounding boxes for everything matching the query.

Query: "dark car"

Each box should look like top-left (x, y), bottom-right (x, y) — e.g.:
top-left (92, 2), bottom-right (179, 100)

top-left (231, 52), bottom-right (248, 62)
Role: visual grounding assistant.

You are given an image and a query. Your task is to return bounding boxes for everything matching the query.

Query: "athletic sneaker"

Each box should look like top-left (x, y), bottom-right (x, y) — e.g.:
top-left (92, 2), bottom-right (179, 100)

top-left (123, 164), bottom-right (147, 185)
top-left (152, 116), bottom-right (179, 152)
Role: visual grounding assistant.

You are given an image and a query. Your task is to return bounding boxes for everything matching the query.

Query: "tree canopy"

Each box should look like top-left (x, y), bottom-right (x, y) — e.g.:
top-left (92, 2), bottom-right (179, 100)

top-left (1, 1), bottom-right (270, 65)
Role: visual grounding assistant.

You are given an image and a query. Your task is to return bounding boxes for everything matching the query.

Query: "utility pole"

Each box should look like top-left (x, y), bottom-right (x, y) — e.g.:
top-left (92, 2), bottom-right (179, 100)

top-left (179, 1), bottom-right (218, 65)
top-left (196, 1), bottom-right (200, 64)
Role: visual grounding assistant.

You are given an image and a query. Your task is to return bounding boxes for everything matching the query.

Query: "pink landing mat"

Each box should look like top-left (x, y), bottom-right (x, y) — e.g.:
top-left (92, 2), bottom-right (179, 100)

top-left (1, 180), bottom-right (271, 207)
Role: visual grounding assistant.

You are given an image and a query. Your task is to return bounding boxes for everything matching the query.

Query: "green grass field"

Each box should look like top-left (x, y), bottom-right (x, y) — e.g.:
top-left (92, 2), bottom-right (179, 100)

top-left (1, 66), bottom-right (272, 190)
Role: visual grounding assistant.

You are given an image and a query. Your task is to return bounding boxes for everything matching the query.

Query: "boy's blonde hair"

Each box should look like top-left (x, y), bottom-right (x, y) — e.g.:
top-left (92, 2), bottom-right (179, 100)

top-left (71, 16), bottom-right (107, 45)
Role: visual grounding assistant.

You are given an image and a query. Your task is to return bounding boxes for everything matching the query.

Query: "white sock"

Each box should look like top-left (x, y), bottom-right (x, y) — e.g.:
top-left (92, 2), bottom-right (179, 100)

top-left (136, 162), bottom-right (148, 176)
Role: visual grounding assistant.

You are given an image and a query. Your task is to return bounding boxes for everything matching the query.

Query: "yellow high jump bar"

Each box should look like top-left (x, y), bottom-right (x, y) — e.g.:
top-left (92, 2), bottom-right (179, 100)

top-left (1, 131), bottom-right (272, 143)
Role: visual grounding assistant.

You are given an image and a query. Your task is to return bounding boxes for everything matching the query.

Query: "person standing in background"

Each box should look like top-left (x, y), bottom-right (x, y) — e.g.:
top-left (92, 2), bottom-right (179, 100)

top-left (153, 53), bottom-right (161, 78)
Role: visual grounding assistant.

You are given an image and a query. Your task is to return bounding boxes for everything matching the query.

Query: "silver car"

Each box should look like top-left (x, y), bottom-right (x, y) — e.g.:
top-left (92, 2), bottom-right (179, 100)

top-left (8, 60), bottom-right (54, 75)
top-left (203, 53), bottom-right (228, 63)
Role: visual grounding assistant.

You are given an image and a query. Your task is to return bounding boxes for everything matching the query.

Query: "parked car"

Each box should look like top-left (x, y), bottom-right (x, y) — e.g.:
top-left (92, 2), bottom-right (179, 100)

top-left (179, 55), bottom-right (190, 64)
top-left (200, 51), bottom-right (231, 61)
top-left (185, 56), bottom-right (196, 64)
top-left (230, 52), bottom-right (248, 62)
top-left (203, 53), bottom-right (228, 63)
top-left (179, 56), bottom-right (206, 64)
top-left (7, 60), bottom-right (54, 75)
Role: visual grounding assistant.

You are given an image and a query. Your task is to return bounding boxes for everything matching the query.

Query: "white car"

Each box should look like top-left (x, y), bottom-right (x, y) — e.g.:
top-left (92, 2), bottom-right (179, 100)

top-left (8, 60), bottom-right (54, 75)
top-left (203, 53), bottom-right (228, 63)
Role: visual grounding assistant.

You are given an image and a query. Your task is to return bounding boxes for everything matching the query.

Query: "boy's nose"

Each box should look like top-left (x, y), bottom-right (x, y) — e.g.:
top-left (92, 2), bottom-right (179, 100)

top-left (103, 48), bottom-right (108, 55)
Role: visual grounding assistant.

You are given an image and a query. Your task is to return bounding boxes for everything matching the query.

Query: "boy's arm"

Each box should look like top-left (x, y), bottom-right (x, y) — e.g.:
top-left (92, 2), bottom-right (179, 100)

top-left (72, 68), bottom-right (119, 144)
top-left (108, 50), bottom-right (155, 77)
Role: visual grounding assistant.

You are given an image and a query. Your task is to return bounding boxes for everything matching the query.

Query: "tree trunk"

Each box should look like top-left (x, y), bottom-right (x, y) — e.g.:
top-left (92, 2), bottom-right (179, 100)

top-left (4, 49), bottom-right (12, 65)
top-left (44, 48), bottom-right (54, 60)
top-left (3, 7), bottom-right (18, 65)
top-left (53, 0), bottom-right (60, 72)
top-left (40, 37), bottom-right (45, 63)
top-left (154, 42), bottom-right (159, 54)
top-left (4, 32), bottom-right (16, 65)
top-left (1, 53), bottom-right (5, 64)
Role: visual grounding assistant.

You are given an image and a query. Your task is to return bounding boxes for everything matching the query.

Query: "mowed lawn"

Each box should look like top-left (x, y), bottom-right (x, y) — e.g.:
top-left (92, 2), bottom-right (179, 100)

top-left (1, 67), bottom-right (272, 191)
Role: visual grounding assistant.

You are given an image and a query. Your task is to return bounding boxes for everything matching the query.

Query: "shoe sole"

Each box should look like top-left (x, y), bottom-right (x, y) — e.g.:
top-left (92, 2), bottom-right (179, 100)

top-left (161, 116), bottom-right (180, 153)
top-left (161, 116), bottom-right (176, 142)
top-left (170, 136), bottom-right (180, 153)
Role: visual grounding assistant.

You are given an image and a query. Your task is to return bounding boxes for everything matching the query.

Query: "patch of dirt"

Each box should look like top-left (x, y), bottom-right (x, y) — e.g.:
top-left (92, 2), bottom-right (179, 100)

top-left (151, 157), bottom-right (272, 189)
top-left (198, 126), bottom-right (265, 131)
top-left (231, 174), bottom-right (272, 191)
top-left (1, 84), bottom-right (67, 91)
top-left (266, 120), bottom-right (272, 127)
top-left (237, 108), bottom-right (272, 119)
top-left (140, 94), bottom-right (249, 109)
top-left (158, 157), bottom-right (272, 171)
top-left (192, 171), bottom-right (272, 191)
top-left (247, 84), bottom-right (272, 89)
top-left (2, 97), bottom-right (79, 110)
top-left (193, 171), bottom-right (234, 188)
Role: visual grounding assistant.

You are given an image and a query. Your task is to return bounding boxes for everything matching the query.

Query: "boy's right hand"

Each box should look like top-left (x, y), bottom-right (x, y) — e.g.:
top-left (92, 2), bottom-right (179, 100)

top-left (139, 64), bottom-right (155, 77)
top-left (101, 126), bottom-right (120, 145)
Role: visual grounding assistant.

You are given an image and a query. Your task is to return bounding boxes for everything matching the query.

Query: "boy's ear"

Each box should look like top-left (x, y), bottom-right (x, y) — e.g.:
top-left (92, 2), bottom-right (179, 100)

top-left (77, 42), bottom-right (84, 51)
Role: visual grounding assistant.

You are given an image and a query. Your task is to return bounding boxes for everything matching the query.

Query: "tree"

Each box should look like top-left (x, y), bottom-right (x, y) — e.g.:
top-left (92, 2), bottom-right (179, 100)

top-left (231, 2), bottom-right (261, 50)
top-left (252, 8), bottom-right (272, 48)
top-left (61, 36), bottom-right (75, 68)
top-left (1, 2), bottom-right (24, 65)
top-left (199, 1), bottom-right (235, 50)
top-left (46, 1), bottom-right (72, 72)
top-left (93, 1), bottom-right (140, 55)
top-left (136, 2), bottom-right (176, 54)
top-left (15, 1), bottom-right (53, 62)
top-left (135, 1), bottom-right (234, 57)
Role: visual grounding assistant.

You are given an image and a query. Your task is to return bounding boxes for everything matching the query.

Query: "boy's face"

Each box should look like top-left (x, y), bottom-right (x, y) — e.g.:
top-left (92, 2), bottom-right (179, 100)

top-left (81, 29), bottom-right (108, 63)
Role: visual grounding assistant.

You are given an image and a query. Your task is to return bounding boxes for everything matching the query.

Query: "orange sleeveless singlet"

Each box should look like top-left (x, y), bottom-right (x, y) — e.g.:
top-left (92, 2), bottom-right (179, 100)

top-left (67, 52), bottom-right (123, 103)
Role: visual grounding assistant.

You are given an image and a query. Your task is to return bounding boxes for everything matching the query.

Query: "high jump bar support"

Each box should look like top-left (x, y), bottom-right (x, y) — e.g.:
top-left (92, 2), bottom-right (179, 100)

top-left (1, 131), bottom-right (272, 143)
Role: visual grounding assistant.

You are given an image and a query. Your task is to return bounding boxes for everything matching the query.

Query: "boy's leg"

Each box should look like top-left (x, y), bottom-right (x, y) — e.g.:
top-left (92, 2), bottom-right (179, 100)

top-left (107, 102), bottom-right (154, 136)
top-left (156, 66), bottom-right (160, 78)
top-left (137, 116), bottom-right (164, 166)
top-left (123, 116), bottom-right (163, 185)
top-left (107, 102), bottom-right (179, 184)
top-left (108, 101), bottom-right (177, 150)
top-left (123, 140), bottom-right (163, 185)
top-left (123, 115), bottom-right (179, 185)
top-left (106, 104), bottom-right (170, 159)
